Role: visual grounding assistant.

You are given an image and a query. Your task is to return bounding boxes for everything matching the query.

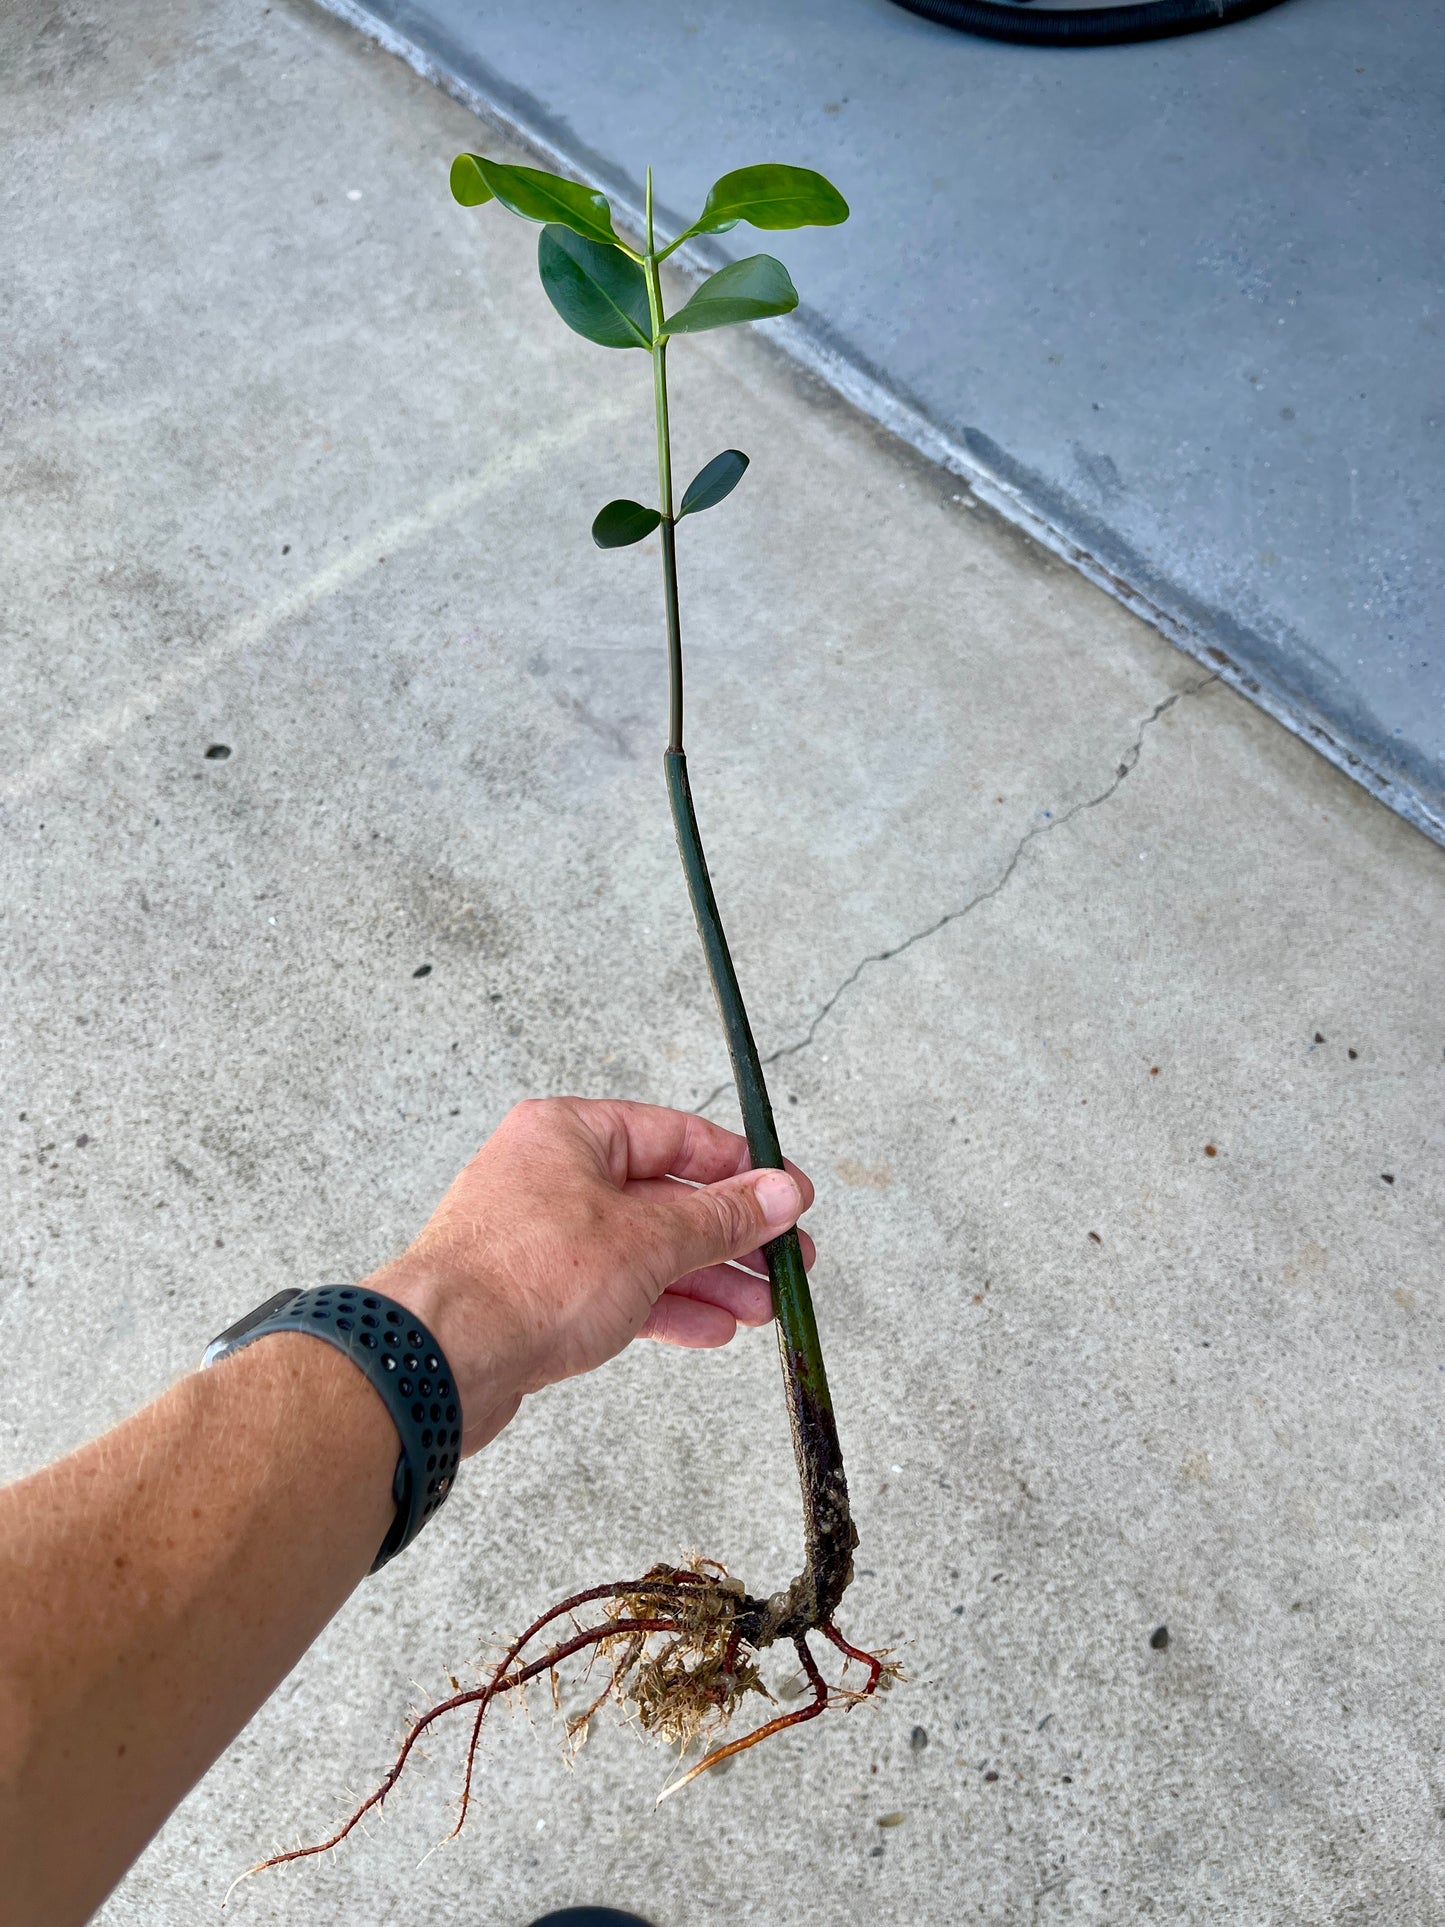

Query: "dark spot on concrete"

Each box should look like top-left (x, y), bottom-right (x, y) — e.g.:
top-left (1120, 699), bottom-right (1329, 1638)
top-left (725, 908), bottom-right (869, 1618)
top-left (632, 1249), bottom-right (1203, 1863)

top-left (1348, 1048), bottom-right (1358, 1059)
top-left (983, 1770), bottom-right (999, 1783)
top-left (1062, 1773), bottom-right (1073, 1783)
top-left (75, 1133), bottom-right (90, 1148)
top-left (910, 1726), bottom-right (928, 1752)
top-left (488, 992), bottom-right (502, 1003)
top-left (412, 963), bottom-right (432, 978)
top-left (204, 744), bottom-right (231, 760)
top-left (877, 1811), bottom-right (906, 1827)
top-left (1204, 1144), bottom-right (1217, 1157)
top-left (1088, 1231), bottom-right (1102, 1244)
top-left (281, 543), bottom-right (290, 554)
top-left (1150, 1624), bottom-right (1170, 1650)
top-left (1381, 1173), bottom-right (1394, 1184)
top-left (1150, 1066), bottom-right (1160, 1076)
top-left (1314, 1031), bottom-right (1325, 1043)
top-left (869, 1845), bottom-right (884, 1858)
top-left (788, 1093), bottom-right (798, 1104)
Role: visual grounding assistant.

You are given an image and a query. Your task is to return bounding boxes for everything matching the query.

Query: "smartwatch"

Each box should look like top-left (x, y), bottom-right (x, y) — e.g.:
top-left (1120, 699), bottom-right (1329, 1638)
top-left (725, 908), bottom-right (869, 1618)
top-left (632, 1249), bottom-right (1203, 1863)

top-left (203, 1284), bottom-right (462, 1571)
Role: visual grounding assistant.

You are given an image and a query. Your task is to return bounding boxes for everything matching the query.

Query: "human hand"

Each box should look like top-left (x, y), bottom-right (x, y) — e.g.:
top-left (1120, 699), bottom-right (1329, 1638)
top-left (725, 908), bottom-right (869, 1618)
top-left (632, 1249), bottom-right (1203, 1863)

top-left (371, 1097), bottom-right (815, 1455)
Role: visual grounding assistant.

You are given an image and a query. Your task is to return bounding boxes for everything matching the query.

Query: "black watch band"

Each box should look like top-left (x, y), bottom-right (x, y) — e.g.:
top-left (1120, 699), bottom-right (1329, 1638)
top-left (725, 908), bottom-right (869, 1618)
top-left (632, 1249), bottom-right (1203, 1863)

top-left (203, 1285), bottom-right (462, 1572)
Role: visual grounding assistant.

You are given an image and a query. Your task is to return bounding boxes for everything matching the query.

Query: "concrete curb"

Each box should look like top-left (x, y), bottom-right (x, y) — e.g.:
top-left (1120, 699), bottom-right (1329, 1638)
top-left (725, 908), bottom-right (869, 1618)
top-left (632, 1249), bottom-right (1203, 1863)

top-left (312, 0), bottom-right (1445, 852)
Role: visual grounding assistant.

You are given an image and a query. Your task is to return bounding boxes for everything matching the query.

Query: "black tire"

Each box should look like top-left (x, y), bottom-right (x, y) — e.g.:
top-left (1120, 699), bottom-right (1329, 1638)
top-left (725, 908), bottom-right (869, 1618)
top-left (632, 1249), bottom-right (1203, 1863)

top-left (883, 0), bottom-right (1293, 48)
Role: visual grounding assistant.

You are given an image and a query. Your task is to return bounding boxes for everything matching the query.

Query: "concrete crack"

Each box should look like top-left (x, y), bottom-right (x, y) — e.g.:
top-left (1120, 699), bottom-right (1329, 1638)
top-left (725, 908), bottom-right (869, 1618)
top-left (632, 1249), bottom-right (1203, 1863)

top-left (693, 674), bottom-right (1216, 1115)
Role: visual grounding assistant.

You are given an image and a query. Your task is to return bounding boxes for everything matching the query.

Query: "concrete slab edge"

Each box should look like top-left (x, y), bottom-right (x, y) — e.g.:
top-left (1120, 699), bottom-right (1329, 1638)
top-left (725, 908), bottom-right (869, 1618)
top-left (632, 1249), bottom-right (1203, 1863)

top-left (310, 0), bottom-right (1445, 852)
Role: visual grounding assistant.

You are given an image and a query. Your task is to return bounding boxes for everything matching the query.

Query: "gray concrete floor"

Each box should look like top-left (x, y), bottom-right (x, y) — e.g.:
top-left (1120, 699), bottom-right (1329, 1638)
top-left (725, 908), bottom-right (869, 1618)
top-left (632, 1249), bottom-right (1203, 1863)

top-left (335, 0), bottom-right (1445, 846)
top-left (3, 3), bottom-right (1444, 1923)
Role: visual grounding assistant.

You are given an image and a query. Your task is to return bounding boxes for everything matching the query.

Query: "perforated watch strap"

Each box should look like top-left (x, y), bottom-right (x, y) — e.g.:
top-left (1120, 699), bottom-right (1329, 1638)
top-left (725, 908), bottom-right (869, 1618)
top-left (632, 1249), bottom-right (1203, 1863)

top-left (203, 1284), bottom-right (462, 1572)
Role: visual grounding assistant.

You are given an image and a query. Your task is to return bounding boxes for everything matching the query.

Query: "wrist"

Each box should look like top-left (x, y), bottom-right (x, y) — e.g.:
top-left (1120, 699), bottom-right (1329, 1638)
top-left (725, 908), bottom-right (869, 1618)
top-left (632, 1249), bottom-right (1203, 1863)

top-left (366, 1254), bottom-right (526, 1457)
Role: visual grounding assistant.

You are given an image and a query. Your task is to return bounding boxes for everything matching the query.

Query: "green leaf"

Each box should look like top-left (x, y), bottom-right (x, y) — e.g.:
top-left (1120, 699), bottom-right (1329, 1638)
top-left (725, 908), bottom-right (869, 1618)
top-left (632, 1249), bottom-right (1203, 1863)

top-left (538, 227), bottom-right (653, 350)
top-left (693, 164), bottom-right (849, 234)
top-left (664, 256), bottom-right (798, 336)
top-left (449, 154), bottom-right (495, 208)
top-left (592, 499), bottom-right (662, 548)
top-left (678, 449), bottom-right (749, 520)
top-left (450, 154), bottom-right (619, 245)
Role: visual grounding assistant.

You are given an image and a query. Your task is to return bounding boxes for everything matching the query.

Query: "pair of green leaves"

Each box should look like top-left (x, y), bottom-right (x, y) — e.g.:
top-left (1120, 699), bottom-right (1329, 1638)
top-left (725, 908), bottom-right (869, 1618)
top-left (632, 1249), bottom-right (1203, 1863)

top-left (539, 230), bottom-right (800, 351)
top-left (450, 154), bottom-right (847, 245)
top-left (592, 450), bottom-right (750, 550)
top-left (450, 156), bottom-right (846, 352)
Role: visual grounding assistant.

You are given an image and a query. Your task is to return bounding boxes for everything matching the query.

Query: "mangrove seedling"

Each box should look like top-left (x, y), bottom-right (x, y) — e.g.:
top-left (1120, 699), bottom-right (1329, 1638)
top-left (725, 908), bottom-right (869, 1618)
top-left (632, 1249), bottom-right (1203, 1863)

top-left (246, 154), bottom-right (893, 1883)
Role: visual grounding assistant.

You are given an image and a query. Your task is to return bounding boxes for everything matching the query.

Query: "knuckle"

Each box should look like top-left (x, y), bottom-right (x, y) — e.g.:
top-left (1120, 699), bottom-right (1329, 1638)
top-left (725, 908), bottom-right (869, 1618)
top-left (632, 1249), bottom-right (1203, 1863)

top-left (509, 1095), bottom-right (566, 1133)
top-left (711, 1183), bottom-right (758, 1250)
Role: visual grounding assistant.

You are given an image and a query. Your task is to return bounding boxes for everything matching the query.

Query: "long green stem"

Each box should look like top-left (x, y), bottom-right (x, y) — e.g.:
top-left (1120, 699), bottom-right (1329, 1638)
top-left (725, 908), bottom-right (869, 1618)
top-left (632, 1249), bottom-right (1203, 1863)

top-left (644, 170), bottom-right (683, 754)
top-left (642, 169), bottom-right (856, 1641)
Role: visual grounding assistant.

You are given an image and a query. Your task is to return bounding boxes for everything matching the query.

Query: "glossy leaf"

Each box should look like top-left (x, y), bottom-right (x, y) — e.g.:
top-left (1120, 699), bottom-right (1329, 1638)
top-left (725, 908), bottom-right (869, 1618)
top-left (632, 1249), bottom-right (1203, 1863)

top-left (693, 164), bottom-right (849, 235)
top-left (449, 154), bottom-right (495, 207)
top-left (538, 227), bottom-right (653, 350)
top-left (678, 449), bottom-right (749, 520)
top-left (450, 154), bottom-right (619, 245)
top-left (592, 499), bottom-right (662, 548)
top-left (664, 256), bottom-right (798, 336)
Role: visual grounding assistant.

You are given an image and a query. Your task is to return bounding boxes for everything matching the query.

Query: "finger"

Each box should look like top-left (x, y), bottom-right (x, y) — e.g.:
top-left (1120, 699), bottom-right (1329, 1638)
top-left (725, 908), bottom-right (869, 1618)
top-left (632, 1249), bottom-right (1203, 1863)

top-left (575, 1099), bottom-right (816, 1205)
top-left (624, 1166), bottom-right (816, 1221)
top-left (642, 1167), bottom-right (802, 1283)
top-left (733, 1225), bottom-right (816, 1276)
top-left (638, 1290), bottom-right (738, 1349)
top-left (668, 1263), bottom-right (774, 1326)
top-left (571, 1099), bottom-right (749, 1188)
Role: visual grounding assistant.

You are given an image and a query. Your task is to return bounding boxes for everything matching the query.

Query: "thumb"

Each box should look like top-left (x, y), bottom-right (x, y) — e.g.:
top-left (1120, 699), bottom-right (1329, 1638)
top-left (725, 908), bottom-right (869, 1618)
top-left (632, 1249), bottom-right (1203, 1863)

top-left (648, 1167), bottom-right (802, 1284)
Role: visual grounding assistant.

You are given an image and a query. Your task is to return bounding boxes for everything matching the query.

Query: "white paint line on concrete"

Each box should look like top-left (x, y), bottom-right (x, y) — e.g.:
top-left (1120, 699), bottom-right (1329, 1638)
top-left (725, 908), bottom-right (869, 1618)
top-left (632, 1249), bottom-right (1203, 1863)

top-left (4, 408), bottom-right (622, 807)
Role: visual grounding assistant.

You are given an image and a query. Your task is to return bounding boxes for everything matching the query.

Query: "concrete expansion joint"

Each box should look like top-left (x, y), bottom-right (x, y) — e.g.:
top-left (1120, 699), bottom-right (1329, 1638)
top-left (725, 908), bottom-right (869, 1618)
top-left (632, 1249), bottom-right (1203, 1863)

top-left (693, 672), bottom-right (1217, 1116)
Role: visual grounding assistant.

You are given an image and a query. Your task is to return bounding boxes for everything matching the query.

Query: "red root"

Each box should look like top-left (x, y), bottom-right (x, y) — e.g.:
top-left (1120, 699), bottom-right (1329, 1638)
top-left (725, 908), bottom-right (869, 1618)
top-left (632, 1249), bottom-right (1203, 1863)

top-left (234, 1564), bottom-right (893, 1891)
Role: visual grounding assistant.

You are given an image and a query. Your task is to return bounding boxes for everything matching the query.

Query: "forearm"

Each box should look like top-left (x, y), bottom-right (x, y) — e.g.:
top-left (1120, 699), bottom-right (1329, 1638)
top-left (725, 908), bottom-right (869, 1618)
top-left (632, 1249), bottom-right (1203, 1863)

top-left (0, 1097), bottom-right (806, 1921)
top-left (0, 1335), bottom-right (398, 1926)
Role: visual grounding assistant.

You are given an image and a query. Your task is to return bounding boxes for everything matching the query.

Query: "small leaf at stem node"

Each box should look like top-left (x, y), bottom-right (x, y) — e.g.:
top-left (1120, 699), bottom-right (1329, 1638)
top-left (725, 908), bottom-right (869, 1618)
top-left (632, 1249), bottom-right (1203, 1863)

top-left (592, 499), bottom-right (663, 548)
top-left (678, 450), bottom-right (750, 520)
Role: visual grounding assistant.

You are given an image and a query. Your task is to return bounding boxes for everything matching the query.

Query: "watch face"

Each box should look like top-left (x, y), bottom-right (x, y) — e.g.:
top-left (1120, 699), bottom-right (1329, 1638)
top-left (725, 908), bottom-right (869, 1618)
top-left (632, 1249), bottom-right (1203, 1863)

top-left (202, 1289), bottom-right (304, 1367)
